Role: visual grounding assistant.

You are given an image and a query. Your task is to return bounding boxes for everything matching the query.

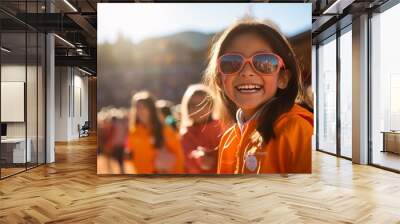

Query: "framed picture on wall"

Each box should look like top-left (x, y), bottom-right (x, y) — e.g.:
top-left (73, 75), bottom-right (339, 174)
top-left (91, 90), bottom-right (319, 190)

top-left (97, 3), bottom-right (313, 175)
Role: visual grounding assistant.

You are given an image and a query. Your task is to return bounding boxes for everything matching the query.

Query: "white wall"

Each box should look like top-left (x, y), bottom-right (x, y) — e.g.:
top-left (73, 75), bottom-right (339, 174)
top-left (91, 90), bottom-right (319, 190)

top-left (55, 67), bottom-right (89, 141)
top-left (1, 65), bottom-right (34, 138)
top-left (55, 67), bottom-right (69, 141)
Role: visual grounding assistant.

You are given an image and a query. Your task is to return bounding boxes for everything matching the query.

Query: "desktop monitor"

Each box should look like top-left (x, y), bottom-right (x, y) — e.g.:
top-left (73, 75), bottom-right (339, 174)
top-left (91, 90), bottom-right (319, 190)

top-left (1, 123), bottom-right (7, 137)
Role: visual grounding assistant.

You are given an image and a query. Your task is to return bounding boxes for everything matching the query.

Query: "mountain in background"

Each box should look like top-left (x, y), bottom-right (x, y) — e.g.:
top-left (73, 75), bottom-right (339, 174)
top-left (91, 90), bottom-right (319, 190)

top-left (98, 30), bottom-right (215, 108)
top-left (140, 31), bottom-right (216, 50)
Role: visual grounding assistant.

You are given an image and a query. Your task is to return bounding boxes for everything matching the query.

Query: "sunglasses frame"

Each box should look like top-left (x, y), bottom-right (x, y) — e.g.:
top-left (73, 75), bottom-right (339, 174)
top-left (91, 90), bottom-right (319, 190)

top-left (217, 52), bottom-right (286, 76)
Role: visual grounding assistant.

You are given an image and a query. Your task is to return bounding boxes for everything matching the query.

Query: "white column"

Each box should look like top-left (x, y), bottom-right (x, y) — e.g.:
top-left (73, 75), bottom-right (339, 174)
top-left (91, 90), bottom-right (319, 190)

top-left (312, 45), bottom-right (317, 151)
top-left (46, 33), bottom-right (55, 163)
top-left (352, 14), bottom-right (369, 164)
top-left (46, 1), bottom-right (55, 163)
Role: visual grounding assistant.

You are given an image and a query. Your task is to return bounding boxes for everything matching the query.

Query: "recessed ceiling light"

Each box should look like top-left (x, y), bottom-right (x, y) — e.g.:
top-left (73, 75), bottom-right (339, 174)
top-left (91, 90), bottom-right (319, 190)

top-left (1, 47), bottom-right (11, 53)
top-left (54, 34), bottom-right (75, 48)
top-left (77, 67), bottom-right (93, 76)
top-left (322, 0), bottom-right (357, 15)
top-left (63, 0), bottom-right (78, 12)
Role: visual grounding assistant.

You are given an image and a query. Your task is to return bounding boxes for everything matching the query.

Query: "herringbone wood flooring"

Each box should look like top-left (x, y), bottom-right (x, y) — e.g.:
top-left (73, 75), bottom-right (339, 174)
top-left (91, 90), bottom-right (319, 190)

top-left (1, 136), bottom-right (400, 224)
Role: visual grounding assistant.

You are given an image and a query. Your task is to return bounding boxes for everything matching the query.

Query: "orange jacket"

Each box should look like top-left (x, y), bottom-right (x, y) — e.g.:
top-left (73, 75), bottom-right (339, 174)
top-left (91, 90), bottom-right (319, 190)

top-left (218, 104), bottom-right (313, 174)
top-left (125, 124), bottom-right (185, 174)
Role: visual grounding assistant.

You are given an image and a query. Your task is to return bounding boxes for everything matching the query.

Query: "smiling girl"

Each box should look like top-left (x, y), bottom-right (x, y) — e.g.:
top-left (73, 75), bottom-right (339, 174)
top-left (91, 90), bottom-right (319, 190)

top-left (204, 20), bottom-right (313, 174)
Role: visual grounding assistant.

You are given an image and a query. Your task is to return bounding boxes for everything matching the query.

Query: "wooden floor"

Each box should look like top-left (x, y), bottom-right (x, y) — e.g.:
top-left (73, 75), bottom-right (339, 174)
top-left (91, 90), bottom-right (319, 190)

top-left (1, 136), bottom-right (400, 223)
top-left (1, 167), bottom-right (26, 178)
top-left (1, 163), bottom-right (44, 178)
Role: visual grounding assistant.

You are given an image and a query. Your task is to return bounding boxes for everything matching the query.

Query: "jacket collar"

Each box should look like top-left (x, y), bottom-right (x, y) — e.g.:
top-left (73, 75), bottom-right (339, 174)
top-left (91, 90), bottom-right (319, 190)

top-left (236, 108), bottom-right (260, 133)
top-left (235, 97), bottom-right (276, 133)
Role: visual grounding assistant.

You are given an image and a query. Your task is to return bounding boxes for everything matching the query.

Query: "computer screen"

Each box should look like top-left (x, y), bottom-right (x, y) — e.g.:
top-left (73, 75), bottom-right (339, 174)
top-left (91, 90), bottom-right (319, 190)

top-left (1, 123), bottom-right (7, 137)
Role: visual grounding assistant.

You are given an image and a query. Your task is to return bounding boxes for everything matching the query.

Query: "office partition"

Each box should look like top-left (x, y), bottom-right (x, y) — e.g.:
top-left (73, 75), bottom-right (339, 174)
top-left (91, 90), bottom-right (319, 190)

top-left (0, 0), bottom-right (47, 179)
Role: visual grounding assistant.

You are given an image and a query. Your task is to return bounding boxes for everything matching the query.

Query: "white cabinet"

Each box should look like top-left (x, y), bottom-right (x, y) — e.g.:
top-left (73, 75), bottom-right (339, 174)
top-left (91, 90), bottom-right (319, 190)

top-left (1, 138), bottom-right (32, 163)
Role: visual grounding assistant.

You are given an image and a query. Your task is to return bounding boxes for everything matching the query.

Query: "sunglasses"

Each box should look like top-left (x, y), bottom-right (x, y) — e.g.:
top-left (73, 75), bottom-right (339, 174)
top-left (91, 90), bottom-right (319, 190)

top-left (217, 52), bottom-right (285, 76)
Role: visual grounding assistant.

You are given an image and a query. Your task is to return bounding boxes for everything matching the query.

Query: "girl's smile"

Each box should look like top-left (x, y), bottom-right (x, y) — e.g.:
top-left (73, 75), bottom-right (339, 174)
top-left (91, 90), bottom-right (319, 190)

top-left (235, 83), bottom-right (263, 93)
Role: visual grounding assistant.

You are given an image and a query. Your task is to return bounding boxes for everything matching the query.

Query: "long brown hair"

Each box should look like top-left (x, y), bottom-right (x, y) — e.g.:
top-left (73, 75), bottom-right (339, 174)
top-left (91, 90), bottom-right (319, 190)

top-left (130, 91), bottom-right (164, 149)
top-left (203, 19), bottom-right (303, 144)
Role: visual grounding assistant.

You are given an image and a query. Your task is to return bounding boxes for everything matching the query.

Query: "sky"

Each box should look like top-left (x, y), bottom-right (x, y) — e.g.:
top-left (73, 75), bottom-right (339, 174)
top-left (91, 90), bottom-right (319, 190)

top-left (98, 3), bottom-right (311, 44)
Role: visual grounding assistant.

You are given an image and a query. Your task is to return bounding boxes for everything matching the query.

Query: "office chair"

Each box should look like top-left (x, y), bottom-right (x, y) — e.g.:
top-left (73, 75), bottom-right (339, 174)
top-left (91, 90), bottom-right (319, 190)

top-left (79, 121), bottom-right (90, 138)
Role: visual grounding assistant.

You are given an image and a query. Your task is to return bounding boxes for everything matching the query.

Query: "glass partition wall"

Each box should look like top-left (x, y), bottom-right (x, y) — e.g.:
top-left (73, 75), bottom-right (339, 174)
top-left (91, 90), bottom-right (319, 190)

top-left (339, 27), bottom-right (352, 159)
top-left (1, 30), bottom-right (27, 177)
top-left (317, 35), bottom-right (337, 155)
top-left (316, 26), bottom-right (353, 159)
top-left (0, 1), bottom-right (46, 179)
top-left (370, 2), bottom-right (400, 172)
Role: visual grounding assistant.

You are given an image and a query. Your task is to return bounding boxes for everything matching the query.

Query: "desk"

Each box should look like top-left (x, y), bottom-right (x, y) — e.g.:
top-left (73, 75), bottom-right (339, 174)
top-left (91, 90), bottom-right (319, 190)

top-left (1, 138), bottom-right (31, 163)
top-left (381, 131), bottom-right (400, 154)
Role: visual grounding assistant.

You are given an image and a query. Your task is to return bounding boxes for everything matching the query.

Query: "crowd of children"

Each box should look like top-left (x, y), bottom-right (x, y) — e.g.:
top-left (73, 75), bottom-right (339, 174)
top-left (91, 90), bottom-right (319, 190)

top-left (98, 84), bottom-right (223, 174)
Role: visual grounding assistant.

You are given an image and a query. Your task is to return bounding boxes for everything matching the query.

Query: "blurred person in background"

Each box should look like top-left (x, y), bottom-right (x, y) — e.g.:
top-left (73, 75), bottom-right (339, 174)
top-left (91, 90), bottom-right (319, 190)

top-left (180, 84), bottom-right (224, 174)
top-left (125, 91), bottom-right (185, 174)
top-left (172, 104), bottom-right (182, 129)
top-left (97, 107), bottom-right (135, 174)
top-left (156, 99), bottom-right (178, 131)
top-left (297, 73), bottom-right (314, 113)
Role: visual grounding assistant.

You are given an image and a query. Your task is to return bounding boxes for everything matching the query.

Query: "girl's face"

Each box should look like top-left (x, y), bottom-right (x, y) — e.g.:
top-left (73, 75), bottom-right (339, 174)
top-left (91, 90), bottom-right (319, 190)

top-left (219, 32), bottom-right (288, 119)
top-left (136, 101), bottom-right (151, 125)
top-left (188, 93), bottom-right (211, 123)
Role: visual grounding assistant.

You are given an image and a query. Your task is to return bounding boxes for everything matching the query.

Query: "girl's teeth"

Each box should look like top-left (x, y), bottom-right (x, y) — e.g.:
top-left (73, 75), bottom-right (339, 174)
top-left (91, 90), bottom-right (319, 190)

top-left (239, 89), bottom-right (258, 93)
top-left (236, 84), bottom-right (262, 93)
